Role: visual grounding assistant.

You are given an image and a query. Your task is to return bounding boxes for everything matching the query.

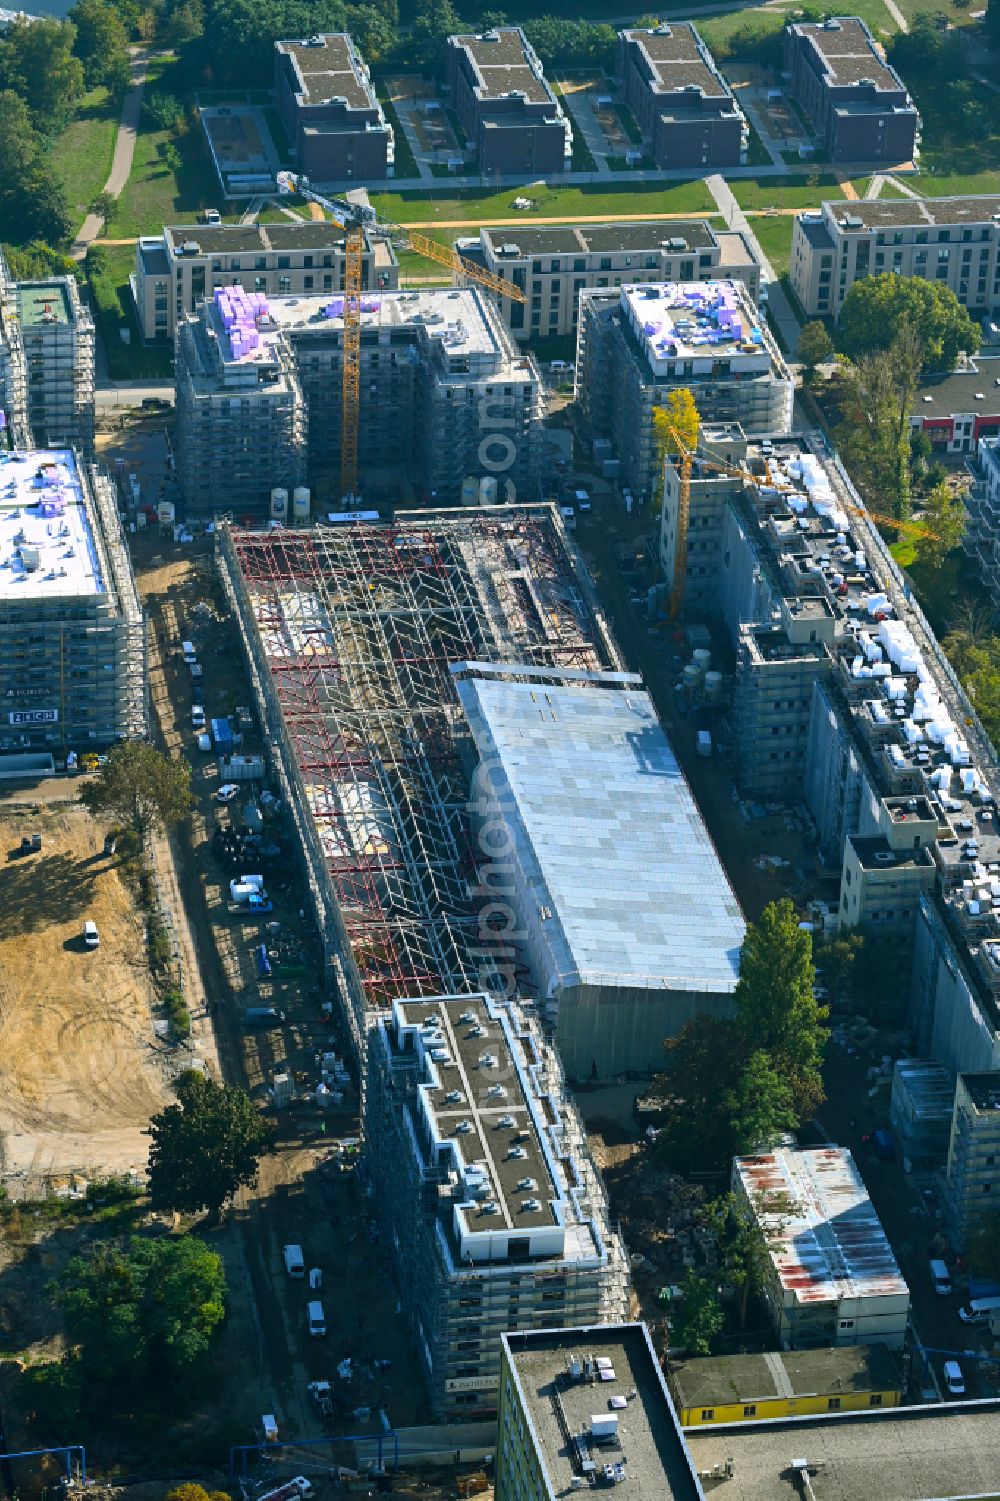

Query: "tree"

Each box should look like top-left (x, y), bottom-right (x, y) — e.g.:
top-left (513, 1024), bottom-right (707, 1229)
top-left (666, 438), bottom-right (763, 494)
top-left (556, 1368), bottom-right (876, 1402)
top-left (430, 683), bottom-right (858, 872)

top-left (652, 1016), bottom-right (748, 1175)
top-left (816, 930), bottom-right (863, 1000)
top-left (69, 0), bottom-right (130, 90)
top-left (147, 1070), bottom-right (267, 1218)
top-left (733, 899), bottom-right (829, 1120)
top-left (730, 1049), bottom-right (796, 1156)
top-left (56, 1235), bottom-right (226, 1389)
top-left (91, 189), bottom-right (118, 225)
top-left (167, 1487), bottom-right (232, 1501)
top-left (707, 1191), bottom-right (788, 1330)
top-left (913, 480), bottom-right (967, 572)
top-left (346, 3), bottom-right (396, 60)
top-left (653, 386), bottom-right (701, 465)
top-left (797, 320), bottom-right (833, 379)
top-left (672, 1270), bottom-right (724, 1355)
top-left (0, 17), bottom-right (84, 131)
top-left (835, 333), bottom-right (922, 519)
top-left (941, 627), bottom-right (1000, 749)
top-left (838, 273), bottom-right (980, 374)
top-left (80, 741), bottom-right (192, 847)
top-left (0, 92), bottom-right (72, 246)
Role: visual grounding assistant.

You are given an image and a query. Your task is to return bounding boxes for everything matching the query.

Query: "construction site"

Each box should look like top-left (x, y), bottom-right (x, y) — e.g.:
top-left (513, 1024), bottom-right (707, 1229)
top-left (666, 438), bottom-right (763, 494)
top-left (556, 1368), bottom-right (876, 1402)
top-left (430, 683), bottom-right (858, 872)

top-left (217, 504), bottom-right (619, 1063)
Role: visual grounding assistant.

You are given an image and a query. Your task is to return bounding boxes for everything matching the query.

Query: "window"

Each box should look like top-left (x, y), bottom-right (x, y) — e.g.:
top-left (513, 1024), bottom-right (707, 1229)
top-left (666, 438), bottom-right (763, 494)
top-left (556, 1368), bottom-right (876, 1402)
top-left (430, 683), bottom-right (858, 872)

top-left (600, 257), bottom-right (611, 271)
top-left (700, 1410), bottom-right (715, 1422)
top-left (839, 1319), bottom-right (855, 1330)
top-left (277, 255), bottom-right (290, 269)
top-left (743, 1405), bottom-right (756, 1418)
top-left (303, 254), bottom-right (313, 268)
top-left (278, 276), bottom-right (291, 292)
top-left (869, 1394), bottom-right (883, 1407)
top-left (983, 1183), bottom-right (993, 1193)
top-left (303, 275), bottom-right (314, 289)
top-left (256, 256), bottom-right (266, 270)
top-left (574, 258), bottom-right (586, 271)
top-left (828, 1397), bottom-right (842, 1411)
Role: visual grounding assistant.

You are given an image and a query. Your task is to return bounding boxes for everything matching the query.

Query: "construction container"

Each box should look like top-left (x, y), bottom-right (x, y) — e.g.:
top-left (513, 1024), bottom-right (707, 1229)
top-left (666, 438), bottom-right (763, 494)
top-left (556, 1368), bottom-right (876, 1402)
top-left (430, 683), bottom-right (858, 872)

top-left (272, 1071), bottom-right (294, 1107)
top-left (211, 716), bottom-right (234, 755)
top-left (158, 500), bottom-right (176, 526)
top-left (292, 486), bottom-right (311, 521)
top-left (220, 753), bottom-right (265, 781)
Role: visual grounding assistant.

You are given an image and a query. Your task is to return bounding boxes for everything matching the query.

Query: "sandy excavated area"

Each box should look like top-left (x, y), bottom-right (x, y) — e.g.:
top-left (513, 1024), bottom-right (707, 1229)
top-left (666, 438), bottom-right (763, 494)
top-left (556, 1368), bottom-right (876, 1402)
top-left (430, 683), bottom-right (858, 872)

top-left (0, 798), bottom-right (170, 1189)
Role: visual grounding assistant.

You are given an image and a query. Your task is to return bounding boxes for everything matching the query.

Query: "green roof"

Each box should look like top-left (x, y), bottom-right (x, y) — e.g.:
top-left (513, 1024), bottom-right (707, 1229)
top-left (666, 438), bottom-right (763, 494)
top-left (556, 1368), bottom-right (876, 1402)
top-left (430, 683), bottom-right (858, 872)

top-left (16, 282), bottom-right (72, 327)
top-left (669, 1345), bottom-right (902, 1410)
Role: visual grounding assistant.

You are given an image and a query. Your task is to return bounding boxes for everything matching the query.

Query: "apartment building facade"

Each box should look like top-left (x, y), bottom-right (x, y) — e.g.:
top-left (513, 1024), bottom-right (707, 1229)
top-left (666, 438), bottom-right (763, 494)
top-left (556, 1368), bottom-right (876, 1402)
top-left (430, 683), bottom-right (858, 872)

top-left (447, 28), bottom-right (570, 176)
top-left (946, 1071), bottom-right (1000, 1250)
top-left (0, 266), bottom-right (94, 457)
top-left (783, 16), bottom-right (919, 163)
top-left (135, 222), bottom-right (397, 342)
top-left (274, 33), bottom-right (392, 181)
top-left (461, 221), bottom-right (760, 342)
top-left (577, 281), bottom-right (793, 502)
top-left (364, 994), bottom-right (628, 1420)
top-left (175, 286), bottom-right (543, 513)
top-left (0, 449), bottom-right (146, 750)
top-left (791, 196), bottom-right (1000, 319)
top-left (616, 22), bottom-right (746, 170)
top-left (967, 435), bottom-right (1000, 606)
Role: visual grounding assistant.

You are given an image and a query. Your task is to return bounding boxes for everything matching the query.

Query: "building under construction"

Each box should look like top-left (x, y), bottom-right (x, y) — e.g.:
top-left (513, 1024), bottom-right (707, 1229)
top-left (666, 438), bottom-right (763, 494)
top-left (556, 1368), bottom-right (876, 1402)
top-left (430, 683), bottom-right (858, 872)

top-left (0, 449), bottom-right (146, 750)
top-left (0, 255), bottom-right (95, 457)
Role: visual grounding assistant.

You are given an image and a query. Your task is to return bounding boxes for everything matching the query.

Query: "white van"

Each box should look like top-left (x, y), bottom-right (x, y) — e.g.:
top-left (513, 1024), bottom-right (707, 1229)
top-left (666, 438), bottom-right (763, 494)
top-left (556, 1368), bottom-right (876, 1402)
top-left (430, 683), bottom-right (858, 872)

top-left (930, 1258), bottom-right (952, 1295)
top-left (83, 920), bottom-right (100, 949)
top-left (181, 640), bottom-right (197, 663)
top-left (307, 1300), bottom-right (326, 1336)
top-left (283, 1243), bottom-right (305, 1279)
top-left (943, 1359), bottom-right (965, 1395)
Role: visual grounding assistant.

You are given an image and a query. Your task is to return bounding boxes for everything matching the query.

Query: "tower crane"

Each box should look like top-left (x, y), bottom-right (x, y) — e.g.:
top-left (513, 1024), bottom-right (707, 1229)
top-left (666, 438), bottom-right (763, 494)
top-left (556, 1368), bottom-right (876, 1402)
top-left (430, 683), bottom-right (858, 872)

top-left (277, 172), bottom-right (526, 498)
top-left (661, 427), bottom-right (941, 622)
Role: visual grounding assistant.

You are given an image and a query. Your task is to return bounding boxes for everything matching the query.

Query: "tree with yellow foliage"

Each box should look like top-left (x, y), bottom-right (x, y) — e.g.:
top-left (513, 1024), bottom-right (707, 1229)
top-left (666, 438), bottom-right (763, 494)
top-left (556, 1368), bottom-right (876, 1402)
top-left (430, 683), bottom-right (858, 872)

top-left (652, 387), bottom-right (700, 464)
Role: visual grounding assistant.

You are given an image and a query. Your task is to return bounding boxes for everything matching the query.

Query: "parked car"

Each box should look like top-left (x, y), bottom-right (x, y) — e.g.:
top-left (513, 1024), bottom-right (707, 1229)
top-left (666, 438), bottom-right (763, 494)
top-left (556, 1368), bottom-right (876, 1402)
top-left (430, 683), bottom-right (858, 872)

top-left (83, 920), bottom-right (100, 949)
top-left (943, 1359), bottom-right (965, 1396)
top-left (216, 783), bottom-right (241, 802)
top-left (192, 705), bottom-right (206, 729)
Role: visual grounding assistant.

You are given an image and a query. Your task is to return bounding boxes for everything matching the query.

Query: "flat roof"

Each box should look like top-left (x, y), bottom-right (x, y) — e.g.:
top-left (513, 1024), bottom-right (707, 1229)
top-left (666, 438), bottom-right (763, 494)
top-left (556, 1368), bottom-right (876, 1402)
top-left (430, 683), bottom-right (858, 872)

top-left (15, 281), bottom-right (71, 326)
top-left (0, 450), bottom-right (104, 600)
top-left (265, 286), bottom-right (510, 366)
top-left (670, 1345), bottom-right (901, 1411)
top-left (277, 33), bottom-right (376, 112)
top-left (733, 1147), bottom-right (909, 1307)
top-left (622, 23), bottom-right (731, 104)
top-left (621, 280), bottom-right (774, 375)
top-left (961, 1070), bottom-right (1000, 1113)
top-left (892, 1057), bottom-right (955, 1119)
top-left (822, 194), bottom-right (1000, 229)
top-left (393, 994), bottom-right (559, 1235)
top-left (454, 670), bottom-right (745, 996)
top-left (913, 356), bottom-right (1000, 419)
top-left (684, 1400), bottom-right (1000, 1501)
top-left (483, 221), bottom-right (717, 256)
top-left (791, 16), bottom-right (906, 93)
top-left (451, 28), bottom-right (555, 106)
top-left (503, 1324), bottom-right (704, 1500)
top-left (165, 222), bottom-right (350, 255)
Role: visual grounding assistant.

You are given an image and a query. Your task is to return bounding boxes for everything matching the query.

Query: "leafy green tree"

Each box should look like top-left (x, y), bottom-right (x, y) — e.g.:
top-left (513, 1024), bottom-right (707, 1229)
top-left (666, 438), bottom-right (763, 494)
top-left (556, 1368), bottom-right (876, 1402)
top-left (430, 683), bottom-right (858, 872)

top-left (148, 1070), bottom-right (267, 1218)
top-left (90, 189), bottom-right (118, 225)
top-left (707, 1191), bottom-right (792, 1330)
top-left (144, 88), bottom-right (185, 130)
top-left (0, 17), bottom-right (85, 131)
top-left (734, 899), bottom-right (829, 1120)
top-left (673, 1270), bottom-right (724, 1355)
top-left (913, 480), bottom-right (967, 572)
top-left (69, 0), bottom-right (130, 90)
top-left (56, 1235), bottom-right (226, 1387)
top-left (0, 241), bottom-right (80, 281)
top-left (838, 273), bottom-right (980, 373)
top-left (167, 1487), bottom-right (232, 1501)
top-left (80, 741), bottom-right (193, 847)
top-left (941, 628), bottom-right (1000, 749)
top-left (835, 335), bottom-right (921, 520)
top-left (346, 3), bottom-right (396, 59)
top-left (910, 426), bottom-right (933, 474)
top-left (652, 1017), bottom-right (747, 1174)
top-left (730, 1049), bottom-right (796, 1156)
top-left (816, 930), bottom-right (863, 999)
top-left (889, 14), bottom-right (964, 79)
top-left (797, 320), bottom-right (833, 379)
top-left (0, 92), bottom-right (72, 245)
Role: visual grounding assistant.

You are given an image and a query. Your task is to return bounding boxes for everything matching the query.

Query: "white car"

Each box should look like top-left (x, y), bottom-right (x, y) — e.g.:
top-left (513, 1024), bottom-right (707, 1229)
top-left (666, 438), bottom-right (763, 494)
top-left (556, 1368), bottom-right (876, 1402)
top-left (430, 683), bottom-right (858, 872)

top-left (216, 783), bottom-right (241, 802)
top-left (943, 1359), bottom-right (965, 1395)
top-left (192, 705), bottom-right (206, 728)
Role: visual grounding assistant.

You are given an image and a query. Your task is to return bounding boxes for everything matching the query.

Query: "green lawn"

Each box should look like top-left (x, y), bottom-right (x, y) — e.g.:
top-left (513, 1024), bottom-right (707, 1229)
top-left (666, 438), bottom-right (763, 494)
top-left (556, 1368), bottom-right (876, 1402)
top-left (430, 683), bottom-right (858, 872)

top-left (748, 214), bottom-right (795, 277)
top-left (732, 175), bottom-right (841, 211)
top-left (370, 179), bottom-right (718, 226)
top-left (53, 85), bottom-right (119, 221)
top-left (111, 115), bottom-right (222, 237)
top-left (919, 167), bottom-right (1000, 197)
top-left (86, 243), bottom-right (174, 380)
top-left (872, 178), bottom-right (914, 199)
top-left (889, 538), bottom-right (965, 638)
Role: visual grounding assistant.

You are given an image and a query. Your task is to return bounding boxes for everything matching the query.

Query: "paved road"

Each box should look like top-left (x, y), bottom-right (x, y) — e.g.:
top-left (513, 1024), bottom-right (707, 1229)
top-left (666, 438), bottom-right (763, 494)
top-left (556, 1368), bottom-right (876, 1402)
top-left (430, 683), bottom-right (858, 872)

top-left (71, 48), bottom-right (151, 261)
top-left (705, 173), bottom-right (802, 355)
top-left (96, 380), bottom-right (174, 408)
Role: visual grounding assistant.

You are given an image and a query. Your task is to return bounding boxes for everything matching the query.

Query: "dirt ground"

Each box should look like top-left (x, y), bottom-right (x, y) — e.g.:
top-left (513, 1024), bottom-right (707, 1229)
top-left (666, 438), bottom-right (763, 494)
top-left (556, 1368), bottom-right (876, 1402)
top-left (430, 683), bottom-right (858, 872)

top-left (0, 799), bottom-right (171, 1191)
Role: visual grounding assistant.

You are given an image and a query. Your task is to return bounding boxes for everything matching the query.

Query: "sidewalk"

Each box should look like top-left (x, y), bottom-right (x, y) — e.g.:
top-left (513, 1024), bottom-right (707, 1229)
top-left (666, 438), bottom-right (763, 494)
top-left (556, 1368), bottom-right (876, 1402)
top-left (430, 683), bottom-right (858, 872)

top-left (71, 47), bottom-right (151, 261)
top-left (705, 173), bottom-right (802, 356)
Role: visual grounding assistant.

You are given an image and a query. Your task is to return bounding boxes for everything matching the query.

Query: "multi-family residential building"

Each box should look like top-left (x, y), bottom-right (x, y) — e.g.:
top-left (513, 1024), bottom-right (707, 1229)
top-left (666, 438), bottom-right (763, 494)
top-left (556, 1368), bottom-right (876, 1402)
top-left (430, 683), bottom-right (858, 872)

top-left (616, 23), bottom-right (747, 170)
top-left (496, 1324), bottom-right (704, 1501)
top-left (890, 1057), bottom-right (955, 1167)
top-left (0, 262), bottom-right (94, 456)
top-left (783, 16), bottom-right (919, 164)
top-left (909, 356), bottom-right (1000, 458)
top-left (791, 196), bottom-right (1000, 320)
top-left (659, 423), bottom-right (1000, 1078)
top-left (457, 221), bottom-right (760, 341)
top-left (967, 434), bottom-right (1000, 604)
top-left (134, 222), bottom-right (397, 342)
top-left (176, 285), bottom-right (543, 513)
top-left (274, 33), bottom-right (393, 182)
top-left (732, 1147), bottom-right (910, 1350)
top-left (946, 1071), bottom-right (1000, 1249)
top-left (577, 280), bottom-right (793, 502)
top-left (364, 994), bottom-right (629, 1419)
top-left (447, 28), bottom-right (571, 176)
top-left (0, 449), bottom-right (145, 750)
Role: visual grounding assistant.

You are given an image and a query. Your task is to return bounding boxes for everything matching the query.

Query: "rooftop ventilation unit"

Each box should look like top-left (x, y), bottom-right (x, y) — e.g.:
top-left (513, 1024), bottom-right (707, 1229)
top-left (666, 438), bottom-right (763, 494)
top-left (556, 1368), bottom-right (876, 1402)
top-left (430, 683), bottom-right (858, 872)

top-left (445, 1089), bottom-right (463, 1103)
top-left (497, 1114), bottom-right (516, 1129)
top-left (516, 1177), bottom-right (537, 1191)
top-left (455, 1119), bottom-right (473, 1134)
top-left (479, 1051), bottom-right (499, 1068)
top-left (520, 1198), bottom-right (542, 1212)
top-left (509, 1145), bottom-right (529, 1160)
